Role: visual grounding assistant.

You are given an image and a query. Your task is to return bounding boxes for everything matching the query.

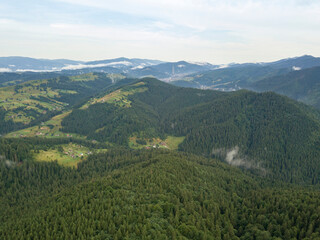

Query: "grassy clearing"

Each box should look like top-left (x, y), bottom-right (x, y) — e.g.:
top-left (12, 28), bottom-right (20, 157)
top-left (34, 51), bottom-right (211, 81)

top-left (81, 82), bottom-right (147, 109)
top-left (69, 73), bottom-right (97, 82)
top-left (5, 111), bottom-right (85, 139)
top-left (0, 80), bottom-right (66, 124)
top-left (0, 73), bottom-right (103, 124)
top-left (164, 136), bottom-right (186, 150)
top-left (58, 89), bottom-right (77, 94)
top-left (129, 135), bottom-right (185, 150)
top-left (34, 143), bottom-right (107, 167)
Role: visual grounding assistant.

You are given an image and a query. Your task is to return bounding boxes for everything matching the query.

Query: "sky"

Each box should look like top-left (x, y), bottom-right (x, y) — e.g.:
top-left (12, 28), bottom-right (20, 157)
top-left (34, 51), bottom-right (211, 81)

top-left (0, 0), bottom-right (320, 64)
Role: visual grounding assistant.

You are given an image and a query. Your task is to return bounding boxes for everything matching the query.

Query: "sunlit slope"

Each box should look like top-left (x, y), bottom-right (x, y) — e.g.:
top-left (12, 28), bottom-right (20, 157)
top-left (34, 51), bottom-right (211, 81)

top-left (56, 78), bottom-right (320, 184)
top-left (0, 73), bottom-right (129, 134)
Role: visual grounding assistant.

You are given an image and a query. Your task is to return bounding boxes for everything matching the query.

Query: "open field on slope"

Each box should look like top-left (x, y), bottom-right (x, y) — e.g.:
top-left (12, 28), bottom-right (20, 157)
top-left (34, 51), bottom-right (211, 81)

top-left (0, 73), bottom-right (106, 125)
top-left (129, 136), bottom-right (185, 150)
top-left (0, 81), bottom-right (66, 124)
top-left (69, 73), bottom-right (98, 81)
top-left (5, 111), bottom-right (85, 139)
top-left (34, 143), bottom-right (107, 167)
top-left (81, 81), bottom-right (147, 108)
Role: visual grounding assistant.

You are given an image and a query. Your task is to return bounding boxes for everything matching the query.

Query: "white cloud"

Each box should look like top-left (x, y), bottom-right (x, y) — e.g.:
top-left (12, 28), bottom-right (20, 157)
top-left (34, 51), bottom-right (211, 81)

top-left (131, 64), bottom-right (146, 70)
top-left (1, 1), bottom-right (320, 63)
top-left (61, 61), bottom-right (132, 70)
top-left (16, 69), bottom-right (55, 72)
top-left (152, 21), bottom-right (174, 30)
top-left (49, 23), bottom-right (170, 42)
top-left (54, 0), bottom-right (320, 32)
top-left (49, 0), bottom-right (320, 61)
top-left (292, 66), bottom-right (301, 71)
top-left (0, 68), bottom-right (12, 72)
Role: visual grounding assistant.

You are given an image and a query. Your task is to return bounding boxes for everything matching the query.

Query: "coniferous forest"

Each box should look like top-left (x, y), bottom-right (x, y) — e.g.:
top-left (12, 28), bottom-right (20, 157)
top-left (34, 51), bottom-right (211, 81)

top-left (1, 76), bottom-right (320, 239)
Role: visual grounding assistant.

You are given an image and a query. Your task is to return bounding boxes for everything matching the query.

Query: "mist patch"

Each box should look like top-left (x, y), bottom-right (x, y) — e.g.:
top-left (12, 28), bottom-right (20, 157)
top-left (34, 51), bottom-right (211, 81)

top-left (212, 146), bottom-right (267, 174)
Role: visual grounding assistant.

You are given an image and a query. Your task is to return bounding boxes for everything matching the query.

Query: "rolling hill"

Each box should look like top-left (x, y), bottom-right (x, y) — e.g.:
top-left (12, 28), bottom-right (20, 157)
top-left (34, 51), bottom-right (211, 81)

top-left (171, 55), bottom-right (320, 92)
top-left (0, 56), bottom-right (82, 71)
top-left (129, 61), bottom-right (217, 80)
top-left (264, 54), bottom-right (320, 69)
top-left (0, 56), bottom-right (162, 73)
top-left (2, 74), bottom-right (320, 239)
top-left (86, 57), bottom-right (163, 70)
top-left (0, 73), bottom-right (132, 134)
top-left (171, 65), bottom-right (289, 91)
top-left (251, 66), bottom-right (320, 109)
top-left (0, 72), bottom-right (63, 87)
top-left (2, 55), bottom-right (320, 93)
top-left (8, 77), bottom-right (320, 184)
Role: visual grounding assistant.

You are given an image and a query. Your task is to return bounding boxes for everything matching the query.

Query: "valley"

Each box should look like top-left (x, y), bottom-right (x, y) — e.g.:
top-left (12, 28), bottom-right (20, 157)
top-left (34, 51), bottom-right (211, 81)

top-left (1, 57), bottom-right (320, 239)
top-left (2, 0), bottom-right (320, 238)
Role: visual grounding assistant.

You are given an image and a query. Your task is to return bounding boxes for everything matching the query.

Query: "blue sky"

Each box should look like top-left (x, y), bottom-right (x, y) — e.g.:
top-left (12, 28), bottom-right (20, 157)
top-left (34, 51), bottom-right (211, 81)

top-left (0, 0), bottom-right (320, 63)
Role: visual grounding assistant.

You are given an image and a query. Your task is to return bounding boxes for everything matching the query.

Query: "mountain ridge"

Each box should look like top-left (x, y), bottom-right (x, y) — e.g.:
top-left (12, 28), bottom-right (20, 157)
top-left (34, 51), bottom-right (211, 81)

top-left (6, 77), bottom-right (319, 184)
top-left (1, 75), bottom-right (320, 239)
top-left (251, 66), bottom-right (320, 109)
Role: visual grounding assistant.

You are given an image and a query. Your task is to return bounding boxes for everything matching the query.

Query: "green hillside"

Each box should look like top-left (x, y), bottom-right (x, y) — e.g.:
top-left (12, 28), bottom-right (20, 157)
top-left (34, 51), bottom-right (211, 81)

top-left (171, 66), bottom-right (289, 91)
top-left (1, 149), bottom-right (319, 239)
top-left (1, 76), bottom-right (320, 239)
top-left (252, 66), bottom-right (320, 109)
top-left (0, 72), bottom-right (62, 87)
top-left (56, 78), bottom-right (320, 184)
top-left (0, 73), bottom-right (130, 134)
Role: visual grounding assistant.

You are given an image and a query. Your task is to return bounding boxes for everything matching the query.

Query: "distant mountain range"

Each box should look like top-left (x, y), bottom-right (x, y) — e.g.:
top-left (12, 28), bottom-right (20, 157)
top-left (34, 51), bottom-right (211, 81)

top-left (172, 55), bottom-right (320, 90)
top-left (0, 56), bottom-right (82, 72)
top-left (2, 68), bottom-right (320, 239)
top-left (0, 56), bottom-right (163, 73)
top-left (1, 55), bottom-right (320, 109)
top-left (171, 55), bottom-right (320, 108)
top-left (0, 54), bottom-right (318, 76)
top-left (1, 55), bottom-right (319, 79)
top-left (0, 56), bottom-right (217, 80)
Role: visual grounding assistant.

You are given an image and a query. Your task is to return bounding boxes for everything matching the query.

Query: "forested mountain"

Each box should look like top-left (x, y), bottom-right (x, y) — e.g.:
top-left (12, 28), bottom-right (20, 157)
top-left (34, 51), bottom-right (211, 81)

top-left (1, 73), bottom-right (320, 238)
top-left (54, 78), bottom-right (320, 184)
top-left (171, 55), bottom-right (320, 92)
top-left (0, 72), bottom-right (62, 87)
top-left (0, 56), bottom-right (82, 71)
top-left (264, 55), bottom-right (320, 69)
top-left (0, 56), bottom-right (162, 72)
top-left (129, 61), bottom-right (217, 80)
top-left (86, 57), bottom-right (163, 69)
top-left (1, 147), bottom-right (319, 239)
top-left (224, 55), bottom-right (320, 70)
top-left (0, 56), bottom-right (215, 80)
top-left (171, 65), bottom-right (289, 91)
top-left (252, 66), bottom-right (320, 109)
top-left (2, 55), bottom-right (319, 91)
top-left (0, 73), bottom-right (132, 134)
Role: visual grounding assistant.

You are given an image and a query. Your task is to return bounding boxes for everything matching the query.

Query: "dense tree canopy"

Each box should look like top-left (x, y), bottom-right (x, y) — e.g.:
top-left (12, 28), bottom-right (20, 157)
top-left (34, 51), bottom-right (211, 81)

top-left (61, 78), bottom-right (320, 184)
top-left (1, 77), bottom-right (320, 239)
top-left (1, 149), bottom-right (319, 239)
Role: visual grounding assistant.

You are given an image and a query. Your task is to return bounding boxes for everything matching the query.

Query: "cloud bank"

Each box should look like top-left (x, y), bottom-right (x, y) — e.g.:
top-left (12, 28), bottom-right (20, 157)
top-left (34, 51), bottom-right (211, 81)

top-left (0, 0), bottom-right (319, 62)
